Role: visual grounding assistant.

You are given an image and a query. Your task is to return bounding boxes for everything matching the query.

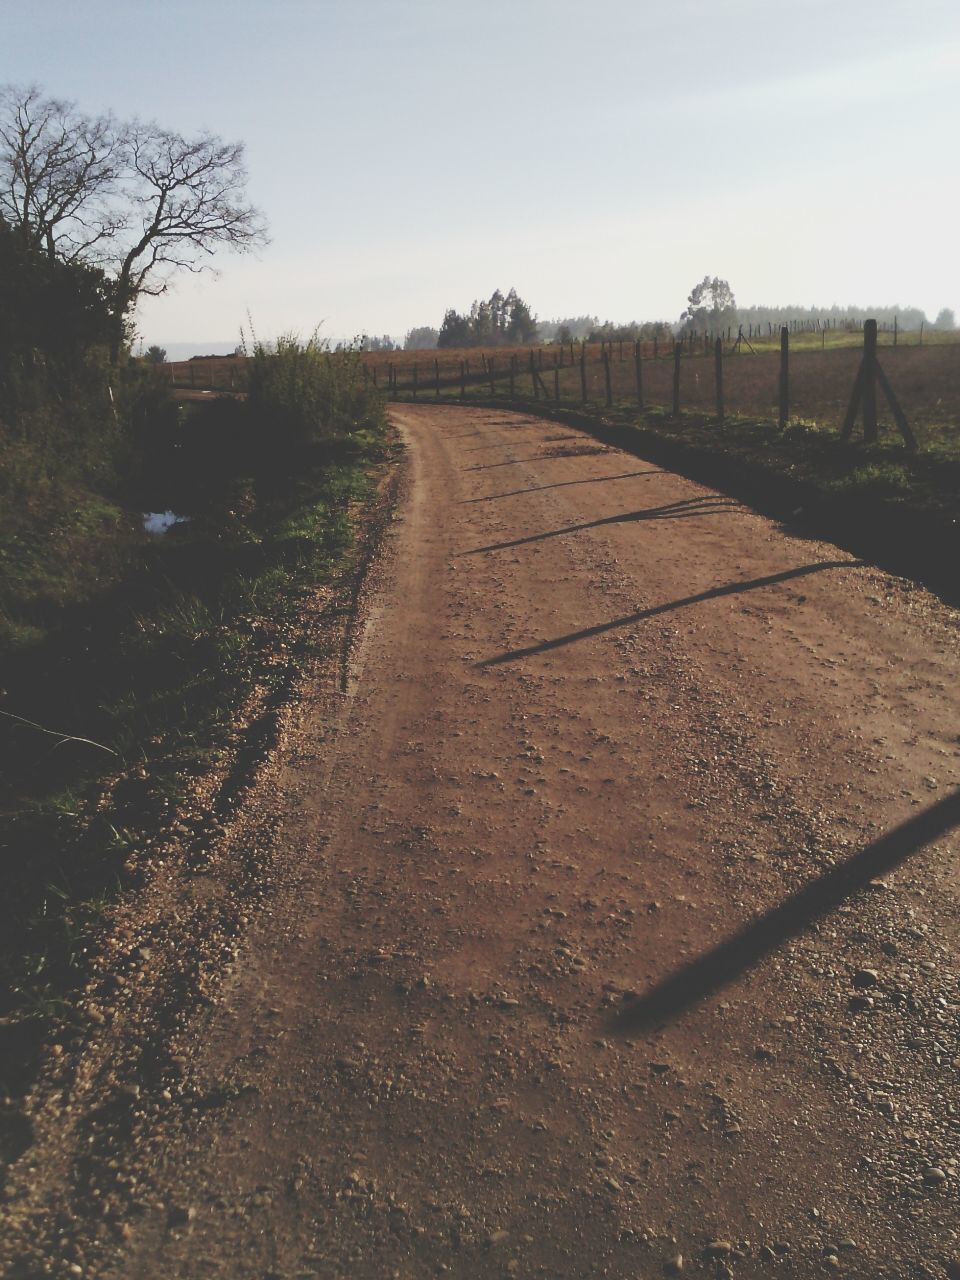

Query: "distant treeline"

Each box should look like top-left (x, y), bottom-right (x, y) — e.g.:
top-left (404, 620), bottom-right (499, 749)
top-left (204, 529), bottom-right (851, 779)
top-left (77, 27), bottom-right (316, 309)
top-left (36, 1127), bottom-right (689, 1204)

top-left (437, 289), bottom-right (539, 348)
top-left (733, 305), bottom-right (936, 333)
top-left (363, 299), bottom-right (954, 354)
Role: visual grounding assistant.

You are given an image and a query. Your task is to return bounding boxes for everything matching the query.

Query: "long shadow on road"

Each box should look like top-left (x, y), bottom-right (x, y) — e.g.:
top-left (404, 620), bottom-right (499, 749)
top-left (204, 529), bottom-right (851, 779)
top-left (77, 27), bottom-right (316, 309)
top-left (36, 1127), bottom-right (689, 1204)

top-left (476, 559), bottom-right (860, 667)
top-left (460, 470), bottom-right (663, 504)
top-left (463, 454), bottom-right (566, 472)
top-left (610, 789), bottom-right (960, 1034)
top-left (465, 496), bottom-right (739, 555)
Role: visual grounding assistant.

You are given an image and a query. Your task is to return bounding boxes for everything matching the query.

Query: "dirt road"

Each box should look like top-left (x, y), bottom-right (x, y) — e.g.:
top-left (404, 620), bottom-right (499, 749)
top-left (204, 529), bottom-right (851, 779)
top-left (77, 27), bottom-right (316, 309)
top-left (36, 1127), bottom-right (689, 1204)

top-left (5, 405), bottom-right (960, 1279)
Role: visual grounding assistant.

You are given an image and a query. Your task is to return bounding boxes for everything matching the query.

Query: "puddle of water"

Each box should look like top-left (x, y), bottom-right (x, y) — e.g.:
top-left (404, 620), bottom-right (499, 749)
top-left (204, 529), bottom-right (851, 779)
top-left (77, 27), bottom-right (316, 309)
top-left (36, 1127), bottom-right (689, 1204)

top-left (143, 511), bottom-right (190, 535)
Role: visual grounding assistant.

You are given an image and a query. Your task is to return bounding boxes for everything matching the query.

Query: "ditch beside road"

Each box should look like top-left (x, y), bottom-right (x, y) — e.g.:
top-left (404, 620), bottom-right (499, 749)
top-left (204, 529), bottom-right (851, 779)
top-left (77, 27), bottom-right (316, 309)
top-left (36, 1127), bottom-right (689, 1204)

top-left (3, 403), bottom-right (959, 1280)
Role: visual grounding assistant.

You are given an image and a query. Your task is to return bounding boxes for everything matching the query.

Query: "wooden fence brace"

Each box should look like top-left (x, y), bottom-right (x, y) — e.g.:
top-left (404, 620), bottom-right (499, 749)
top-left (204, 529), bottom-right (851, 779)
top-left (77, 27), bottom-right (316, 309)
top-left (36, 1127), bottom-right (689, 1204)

top-left (715, 337), bottom-right (724, 427)
top-left (874, 362), bottom-right (917, 450)
top-left (580, 340), bottom-right (588, 404)
top-left (778, 326), bottom-right (789, 430)
top-left (840, 318), bottom-right (915, 449)
top-left (634, 339), bottom-right (644, 409)
top-left (672, 345), bottom-right (682, 417)
top-left (603, 348), bottom-right (613, 407)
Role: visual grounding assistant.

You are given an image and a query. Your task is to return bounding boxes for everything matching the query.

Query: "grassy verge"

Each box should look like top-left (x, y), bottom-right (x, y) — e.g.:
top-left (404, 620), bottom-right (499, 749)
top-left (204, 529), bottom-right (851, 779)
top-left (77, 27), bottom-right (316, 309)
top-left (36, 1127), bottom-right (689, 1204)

top-left (0, 342), bottom-right (393, 1097)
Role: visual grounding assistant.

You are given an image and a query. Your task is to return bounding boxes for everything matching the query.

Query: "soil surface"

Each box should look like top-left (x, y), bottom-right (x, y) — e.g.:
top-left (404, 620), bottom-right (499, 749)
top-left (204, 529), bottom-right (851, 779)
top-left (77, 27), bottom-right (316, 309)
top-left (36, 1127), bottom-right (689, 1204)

top-left (3, 404), bottom-right (960, 1279)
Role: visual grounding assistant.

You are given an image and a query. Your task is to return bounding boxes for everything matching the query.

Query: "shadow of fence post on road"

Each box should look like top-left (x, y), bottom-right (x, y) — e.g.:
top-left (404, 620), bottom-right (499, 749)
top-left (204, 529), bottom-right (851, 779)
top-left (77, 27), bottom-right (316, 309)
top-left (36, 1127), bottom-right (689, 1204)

top-left (610, 789), bottom-right (960, 1035)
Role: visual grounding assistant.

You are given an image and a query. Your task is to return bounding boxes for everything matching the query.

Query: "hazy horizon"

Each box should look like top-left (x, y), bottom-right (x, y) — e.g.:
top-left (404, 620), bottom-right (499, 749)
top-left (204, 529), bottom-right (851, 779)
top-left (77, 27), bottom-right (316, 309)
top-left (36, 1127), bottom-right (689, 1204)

top-left (5, 0), bottom-right (958, 348)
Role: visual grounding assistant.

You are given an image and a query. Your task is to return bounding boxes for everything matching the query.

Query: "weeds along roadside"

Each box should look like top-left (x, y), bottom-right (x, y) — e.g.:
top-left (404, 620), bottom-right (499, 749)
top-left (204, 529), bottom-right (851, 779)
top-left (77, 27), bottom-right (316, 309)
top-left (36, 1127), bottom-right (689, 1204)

top-left (0, 336), bottom-right (392, 1099)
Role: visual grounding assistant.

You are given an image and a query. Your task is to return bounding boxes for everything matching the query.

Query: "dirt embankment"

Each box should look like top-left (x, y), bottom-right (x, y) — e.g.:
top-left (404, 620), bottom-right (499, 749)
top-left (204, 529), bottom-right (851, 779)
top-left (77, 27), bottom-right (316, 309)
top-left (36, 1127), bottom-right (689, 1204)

top-left (3, 404), bottom-right (959, 1280)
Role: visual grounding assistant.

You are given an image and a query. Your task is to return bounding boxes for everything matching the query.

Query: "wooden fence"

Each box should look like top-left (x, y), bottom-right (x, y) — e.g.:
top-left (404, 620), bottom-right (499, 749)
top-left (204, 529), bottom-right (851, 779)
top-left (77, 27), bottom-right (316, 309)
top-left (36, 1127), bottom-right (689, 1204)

top-left (383, 327), bottom-right (959, 446)
top-left (162, 326), bottom-right (959, 445)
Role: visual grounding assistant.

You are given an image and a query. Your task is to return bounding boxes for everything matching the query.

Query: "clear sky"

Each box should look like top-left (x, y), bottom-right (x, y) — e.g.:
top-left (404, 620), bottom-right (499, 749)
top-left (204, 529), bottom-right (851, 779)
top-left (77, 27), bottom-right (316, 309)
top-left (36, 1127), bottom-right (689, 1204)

top-left (3, 0), bottom-right (958, 348)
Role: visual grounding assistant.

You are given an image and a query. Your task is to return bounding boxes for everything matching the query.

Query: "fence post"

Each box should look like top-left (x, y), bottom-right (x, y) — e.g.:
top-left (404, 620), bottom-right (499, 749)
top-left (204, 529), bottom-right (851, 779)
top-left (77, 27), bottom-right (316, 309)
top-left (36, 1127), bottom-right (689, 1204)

top-left (861, 319), bottom-right (878, 442)
top-left (715, 337), bottom-right (724, 426)
top-left (894, 315), bottom-right (898, 347)
top-left (672, 345), bottom-right (682, 416)
top-left (580, 340), bottom-right (587, 403)
top-left (634, 339), bottom-right (644, 409)
top-left (653, 335), bottom-right (659, 361)
top-left (603, 348), bottom-right (613, 407)
top-left (530, 349), bottom-right (539, 399)
top-left (778, 326), bottom-right (789, 429)
top-left (510, 355), bottom-right (516, 399)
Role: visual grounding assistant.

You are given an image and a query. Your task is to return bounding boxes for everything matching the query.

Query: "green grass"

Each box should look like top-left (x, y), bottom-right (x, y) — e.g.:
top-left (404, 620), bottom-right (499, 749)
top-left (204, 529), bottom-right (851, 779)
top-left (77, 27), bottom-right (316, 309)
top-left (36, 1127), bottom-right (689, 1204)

top-left (0, 339), bottom-right (390, 1083)
top-left (0, 446), bottom-right (388, 1087)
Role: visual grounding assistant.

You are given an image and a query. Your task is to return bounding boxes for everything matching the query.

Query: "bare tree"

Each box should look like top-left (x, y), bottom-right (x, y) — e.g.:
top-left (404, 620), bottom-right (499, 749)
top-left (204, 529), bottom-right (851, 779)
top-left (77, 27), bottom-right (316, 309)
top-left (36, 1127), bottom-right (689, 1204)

top-left (108, 124), bottom-right (267, 358)
top-left (0, 84), bottom-right (268, 361)
top-left (0, 84), bottom-right (123, 264)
